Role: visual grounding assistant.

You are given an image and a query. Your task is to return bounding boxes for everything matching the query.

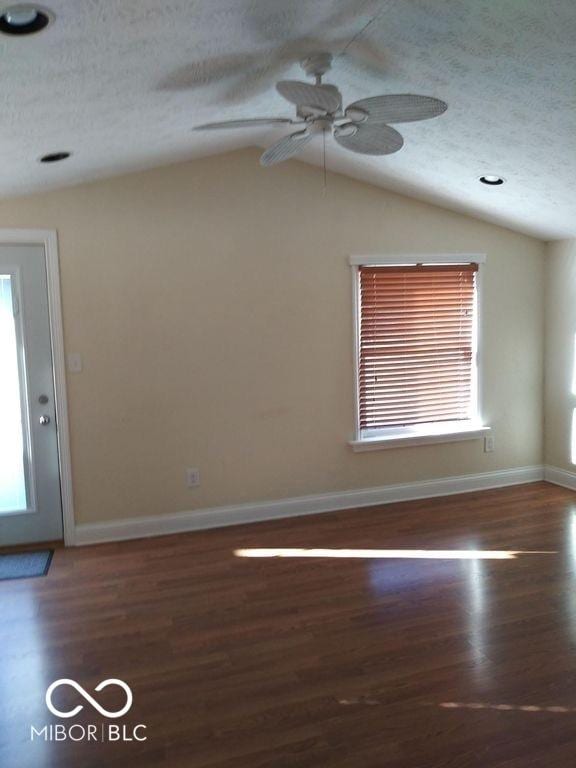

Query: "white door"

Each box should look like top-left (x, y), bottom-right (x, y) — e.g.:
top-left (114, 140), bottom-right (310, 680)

top-left (0, 245), bottom-right (63, 545)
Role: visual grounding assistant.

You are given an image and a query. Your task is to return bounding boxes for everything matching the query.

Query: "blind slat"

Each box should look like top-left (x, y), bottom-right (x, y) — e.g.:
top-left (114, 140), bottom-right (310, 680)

top-left (361, 382), bottom-right (472, 396)
top-left (358, 264), bottom-right (476, 430)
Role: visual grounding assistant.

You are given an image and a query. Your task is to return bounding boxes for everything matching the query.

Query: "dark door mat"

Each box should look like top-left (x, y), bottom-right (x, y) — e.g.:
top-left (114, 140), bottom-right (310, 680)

top-left (0, 550), bottom-right (53, 581)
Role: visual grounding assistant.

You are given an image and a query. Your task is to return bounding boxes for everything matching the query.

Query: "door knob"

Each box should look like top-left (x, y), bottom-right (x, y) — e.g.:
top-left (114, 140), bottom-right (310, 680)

top-left (39, 415), bottom-right (51, 426)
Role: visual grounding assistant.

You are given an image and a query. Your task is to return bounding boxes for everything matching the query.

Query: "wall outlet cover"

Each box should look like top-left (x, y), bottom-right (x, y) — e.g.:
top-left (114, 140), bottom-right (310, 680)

top-left (186, 468), bottom-right (200, 487)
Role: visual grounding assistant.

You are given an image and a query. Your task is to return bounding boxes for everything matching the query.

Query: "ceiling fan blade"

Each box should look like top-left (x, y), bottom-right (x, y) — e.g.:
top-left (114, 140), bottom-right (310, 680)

top-left (346, 95), bottom-right (447, 124)
top-left (276, 81), bottom-right (341, 113)
top-left (194, 118), bottom-right (296, 130)
top-left (260, 130), bottom-right (313, 167)
top-left (334, 123), bottom-right (404, 156)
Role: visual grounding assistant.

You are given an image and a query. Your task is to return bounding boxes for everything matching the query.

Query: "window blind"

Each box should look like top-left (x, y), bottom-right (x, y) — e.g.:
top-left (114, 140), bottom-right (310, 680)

top-left (358, 263), bottom-right (477, 431)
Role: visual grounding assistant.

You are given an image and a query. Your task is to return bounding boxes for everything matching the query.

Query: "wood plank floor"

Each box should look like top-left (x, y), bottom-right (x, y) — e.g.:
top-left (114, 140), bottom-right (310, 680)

top-left (3, 481), bottom-right (576, 767)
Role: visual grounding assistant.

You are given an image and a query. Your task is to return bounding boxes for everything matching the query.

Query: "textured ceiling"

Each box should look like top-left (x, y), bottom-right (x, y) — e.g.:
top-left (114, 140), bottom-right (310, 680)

top-left (1, 0), bottom-right (575, 239)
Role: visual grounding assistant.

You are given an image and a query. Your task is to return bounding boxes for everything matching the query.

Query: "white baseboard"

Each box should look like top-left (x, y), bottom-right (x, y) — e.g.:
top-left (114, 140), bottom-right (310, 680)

top-left (74, 465), bottom-right (544, 546)
top-left (544, 465), bottom-right (576, 490)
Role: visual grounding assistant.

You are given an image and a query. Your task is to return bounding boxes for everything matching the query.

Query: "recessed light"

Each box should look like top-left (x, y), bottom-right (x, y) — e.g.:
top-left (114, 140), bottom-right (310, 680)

top-left (479, 175), bottom-right (506, 186)
top-left (0, 4), bottom-right (52, 35)
top-left (39, 152), bottom-right (71, 164)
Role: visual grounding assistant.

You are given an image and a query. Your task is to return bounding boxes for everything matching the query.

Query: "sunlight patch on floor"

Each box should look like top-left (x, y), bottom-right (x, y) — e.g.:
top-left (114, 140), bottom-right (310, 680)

top-left (440, 701), bottom-right (574, 714)
top-left (234, 548), bottom-right (556, 560)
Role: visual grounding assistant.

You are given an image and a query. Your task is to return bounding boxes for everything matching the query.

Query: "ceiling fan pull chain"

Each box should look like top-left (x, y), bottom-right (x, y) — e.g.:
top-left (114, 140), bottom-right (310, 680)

top-left (323, 128), bottom-right (327, 195)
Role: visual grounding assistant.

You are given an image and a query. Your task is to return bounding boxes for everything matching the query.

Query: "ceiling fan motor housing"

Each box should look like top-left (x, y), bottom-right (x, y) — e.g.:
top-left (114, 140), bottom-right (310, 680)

top-left (301, 52), bottom-right (333, 80)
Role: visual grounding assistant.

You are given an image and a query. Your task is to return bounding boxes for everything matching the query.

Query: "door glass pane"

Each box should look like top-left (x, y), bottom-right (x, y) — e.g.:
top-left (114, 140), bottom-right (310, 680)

top-left (0, 275), bottom-right (28, 512)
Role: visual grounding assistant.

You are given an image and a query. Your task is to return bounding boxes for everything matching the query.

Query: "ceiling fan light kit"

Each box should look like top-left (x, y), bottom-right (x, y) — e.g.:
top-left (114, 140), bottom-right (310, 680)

top-left (194, 52), bottom-right (447, 167)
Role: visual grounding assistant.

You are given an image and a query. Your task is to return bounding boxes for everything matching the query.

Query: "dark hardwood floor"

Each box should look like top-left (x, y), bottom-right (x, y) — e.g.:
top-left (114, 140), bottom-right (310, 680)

top-left (3, 481), bottom-right (576, 767)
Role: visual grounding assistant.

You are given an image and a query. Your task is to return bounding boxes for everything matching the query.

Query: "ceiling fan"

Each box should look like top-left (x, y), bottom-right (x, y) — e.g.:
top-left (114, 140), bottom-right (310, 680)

top-left (194, 52), bottom-right (447, 166)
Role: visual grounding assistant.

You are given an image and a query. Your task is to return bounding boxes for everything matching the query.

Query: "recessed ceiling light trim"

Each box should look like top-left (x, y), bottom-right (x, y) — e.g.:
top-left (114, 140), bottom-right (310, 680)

top-left (0, 4), bottom-right (53, 35)
top-left (479, 174), bottom-right (506, 186)
top-left (39, 151), bottom-right (71, 164)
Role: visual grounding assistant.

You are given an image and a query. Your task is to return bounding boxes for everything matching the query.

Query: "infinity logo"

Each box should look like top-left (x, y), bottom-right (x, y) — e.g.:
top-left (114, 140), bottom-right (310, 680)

top-left (45, 679), bottom-right (133, 719)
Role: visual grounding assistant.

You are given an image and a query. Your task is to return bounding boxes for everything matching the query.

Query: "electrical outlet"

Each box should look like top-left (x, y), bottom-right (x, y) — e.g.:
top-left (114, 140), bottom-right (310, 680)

top-left (484, 435), bottom-right (495, 453)
top-left (186, 468), bottom-right (200, 488)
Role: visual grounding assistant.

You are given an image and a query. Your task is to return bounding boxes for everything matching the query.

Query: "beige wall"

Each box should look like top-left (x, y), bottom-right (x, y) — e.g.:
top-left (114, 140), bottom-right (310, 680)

top-left (544, 239), bottom-right (576, 471)
top-left (0, 149), bottom-right (545, 524)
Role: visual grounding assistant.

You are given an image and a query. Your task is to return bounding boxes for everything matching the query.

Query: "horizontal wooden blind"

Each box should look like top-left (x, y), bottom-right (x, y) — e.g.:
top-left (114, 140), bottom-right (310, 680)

top-left (358, 263), bottom-right (477, 430)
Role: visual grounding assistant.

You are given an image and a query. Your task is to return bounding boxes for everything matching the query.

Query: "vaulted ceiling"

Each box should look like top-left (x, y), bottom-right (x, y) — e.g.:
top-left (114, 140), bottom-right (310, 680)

top-left (2, 0), bottom-right (576, 239)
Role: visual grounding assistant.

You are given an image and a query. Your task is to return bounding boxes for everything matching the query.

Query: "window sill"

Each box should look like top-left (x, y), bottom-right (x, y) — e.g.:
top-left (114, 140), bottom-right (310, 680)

top-left (349, 424), bottom-right (491, 452)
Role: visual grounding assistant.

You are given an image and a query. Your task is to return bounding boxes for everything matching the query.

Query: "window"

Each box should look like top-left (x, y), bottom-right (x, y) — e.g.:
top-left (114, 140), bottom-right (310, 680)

top-left (350, 255), bottom-right (489, 451)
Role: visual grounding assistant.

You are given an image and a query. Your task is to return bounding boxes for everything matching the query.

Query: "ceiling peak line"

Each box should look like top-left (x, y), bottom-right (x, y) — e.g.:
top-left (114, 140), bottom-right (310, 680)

top-left (337, 1), bottom-right (390, 58)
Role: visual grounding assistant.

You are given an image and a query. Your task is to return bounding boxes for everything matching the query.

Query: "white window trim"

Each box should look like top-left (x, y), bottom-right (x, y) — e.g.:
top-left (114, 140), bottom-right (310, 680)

top-left (349, 253), bottom-right (487, 266)
top-left (349, 253), bottom-right (490, 451)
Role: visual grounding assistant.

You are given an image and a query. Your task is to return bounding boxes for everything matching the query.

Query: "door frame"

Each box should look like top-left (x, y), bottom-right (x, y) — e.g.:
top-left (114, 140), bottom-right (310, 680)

top-left (0, 229), bottom-right (75, 545)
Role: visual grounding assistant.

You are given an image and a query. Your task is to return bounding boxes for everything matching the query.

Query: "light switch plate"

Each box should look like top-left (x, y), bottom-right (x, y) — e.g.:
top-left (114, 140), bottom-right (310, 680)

top-left (67, 353), bottom-right (83, 373)
top-left (484, 435), bottom-right (495, 453)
